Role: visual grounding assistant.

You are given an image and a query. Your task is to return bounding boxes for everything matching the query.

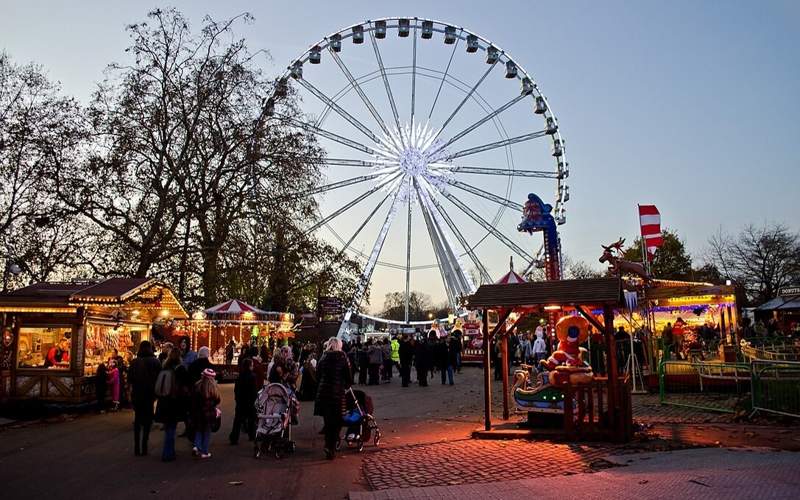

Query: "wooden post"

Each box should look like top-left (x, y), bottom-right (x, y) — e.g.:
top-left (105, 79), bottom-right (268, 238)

top-left (482, 309), bottom-right (492, 431)
top-left (603, 305), bottom-right (618, 431)
top-left (501, 326), bottom-right (510, 420)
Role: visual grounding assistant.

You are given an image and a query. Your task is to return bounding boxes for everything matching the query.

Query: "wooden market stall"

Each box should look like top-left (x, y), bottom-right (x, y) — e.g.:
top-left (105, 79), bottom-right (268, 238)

top-left (467, 277), bottom-right (633, 442)
top-left (0, 278), bottom-right (186, 404)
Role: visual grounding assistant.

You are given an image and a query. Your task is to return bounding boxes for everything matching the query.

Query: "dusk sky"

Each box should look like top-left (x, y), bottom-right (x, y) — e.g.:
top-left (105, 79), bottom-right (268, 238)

top-left (3, 1), bottom-right (798, 310)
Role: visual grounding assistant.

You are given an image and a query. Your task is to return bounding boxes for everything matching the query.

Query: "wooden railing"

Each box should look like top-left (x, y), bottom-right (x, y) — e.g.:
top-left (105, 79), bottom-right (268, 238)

top-left (563, 376), bottom-right (632, 442)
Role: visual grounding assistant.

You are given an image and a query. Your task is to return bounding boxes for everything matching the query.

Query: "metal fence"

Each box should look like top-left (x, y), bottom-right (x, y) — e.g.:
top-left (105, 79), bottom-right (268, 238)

top-left (750, 360), bottom-right (800, 418)
top-left (659, 360), bottom-right (752, 414)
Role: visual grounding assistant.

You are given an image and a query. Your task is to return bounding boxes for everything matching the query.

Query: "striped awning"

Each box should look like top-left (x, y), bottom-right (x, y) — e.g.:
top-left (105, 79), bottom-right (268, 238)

top-left (205, 299), bottom-right (267, 316)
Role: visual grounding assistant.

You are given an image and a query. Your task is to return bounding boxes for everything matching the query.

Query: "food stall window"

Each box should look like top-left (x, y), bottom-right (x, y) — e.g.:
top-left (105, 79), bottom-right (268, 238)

top-left (16, 326), bottom-right (73, 370)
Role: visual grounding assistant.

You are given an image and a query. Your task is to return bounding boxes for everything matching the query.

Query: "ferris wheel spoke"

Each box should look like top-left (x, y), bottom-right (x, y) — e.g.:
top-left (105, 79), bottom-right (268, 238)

top-left (437, 177), bottom-right (523, 211)
top-left (404, 178), bottom-right (413, 322)
top-left (444, 129), bottom-right (548, 161)
top-left (411, 19), bottom-right (418, 131)
top-left (416, 179), bottom-right (475, 297)
top-left (418, 179), bottom-right (491, 284)
top-left (286, 190), bottom-right (395, 293)
top-left (323, 158), bottom-right (397, 168)
top-left (434, 163), bottom-right (560, 179)
top-left (431, 94), bottom-right (527, 154)
top-left (432, 60), bottom-right (498, 142)
top-left (428, 31), bottom-right (460, 120)
top-left (295, 77), bottom-right (382, 144)
top-left (428, 180), bottom-right (534, 262)
top-left (285, 116), bottom-right (383, 156)
top-left (327, 47), bottom-right (396, 145)
top-left (428, 196), bottom-right (492, 284)
top-left (369, 30), bottom-right (402, 138)
top-left (305, 172), bottom-right (403, 233)
top-left (292, 172), bottom-right (388, 200)
top-left (415, 183), bottom-right (458, 309)
top-left (340, 182), bottom-right (406, 334)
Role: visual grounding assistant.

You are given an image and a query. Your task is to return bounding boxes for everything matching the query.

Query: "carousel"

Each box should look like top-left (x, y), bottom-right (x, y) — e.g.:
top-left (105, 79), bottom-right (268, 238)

top-left (174, 299), bottom-right (295, 366)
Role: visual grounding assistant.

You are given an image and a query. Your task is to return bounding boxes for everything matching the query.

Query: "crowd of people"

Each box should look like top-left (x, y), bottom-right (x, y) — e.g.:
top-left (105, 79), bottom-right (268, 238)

top-left (346, 331), bottom-right (463, 388)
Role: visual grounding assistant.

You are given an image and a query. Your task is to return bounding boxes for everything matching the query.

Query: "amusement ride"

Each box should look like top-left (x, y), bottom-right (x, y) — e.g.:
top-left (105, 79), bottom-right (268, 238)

top-left (266, 17), bottom-right (569, 336)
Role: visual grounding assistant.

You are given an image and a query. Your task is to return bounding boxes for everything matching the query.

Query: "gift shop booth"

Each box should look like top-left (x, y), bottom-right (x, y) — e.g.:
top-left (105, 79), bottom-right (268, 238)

top-left (0, 278), bottom-right (187, 404)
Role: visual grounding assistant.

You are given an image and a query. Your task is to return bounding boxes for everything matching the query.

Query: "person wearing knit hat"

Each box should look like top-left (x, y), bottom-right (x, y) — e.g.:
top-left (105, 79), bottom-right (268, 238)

top-left (191, 365), bottom-right (221, 459)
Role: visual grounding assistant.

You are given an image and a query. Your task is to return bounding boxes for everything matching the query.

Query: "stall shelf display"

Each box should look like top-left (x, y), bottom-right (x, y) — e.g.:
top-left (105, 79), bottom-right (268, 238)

top-left (0, 278), bottom-right (187, 403)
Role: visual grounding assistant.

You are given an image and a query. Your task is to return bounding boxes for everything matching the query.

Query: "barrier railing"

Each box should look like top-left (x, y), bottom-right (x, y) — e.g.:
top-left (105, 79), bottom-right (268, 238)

top-left (658, 360), bottom-right (751, 413)
top-left (750, 360), bottom-right (800, 418)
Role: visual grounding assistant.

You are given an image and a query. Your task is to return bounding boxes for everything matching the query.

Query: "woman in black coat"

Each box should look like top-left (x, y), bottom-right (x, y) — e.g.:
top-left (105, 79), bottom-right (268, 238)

top-left (314, 337), bottom-right (352, 460)
top-left (229, 358), bottom-right (257, 445)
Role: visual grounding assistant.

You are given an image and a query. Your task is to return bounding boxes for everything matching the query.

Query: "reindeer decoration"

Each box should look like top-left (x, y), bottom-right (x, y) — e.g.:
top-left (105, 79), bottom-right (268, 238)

top-left (599, 238), bottom-right (650, 281)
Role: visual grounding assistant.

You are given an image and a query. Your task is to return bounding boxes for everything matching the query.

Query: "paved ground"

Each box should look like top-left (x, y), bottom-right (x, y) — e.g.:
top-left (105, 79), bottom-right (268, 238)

top-left (350, 447), bottom-right (800, 499)
top-left (1, 366), bottom-right (797, 500)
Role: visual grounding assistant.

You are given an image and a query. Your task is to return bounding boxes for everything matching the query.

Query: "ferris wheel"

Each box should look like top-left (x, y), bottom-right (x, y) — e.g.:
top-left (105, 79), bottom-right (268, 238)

top-left (268, 17), bottom-right (569, 333)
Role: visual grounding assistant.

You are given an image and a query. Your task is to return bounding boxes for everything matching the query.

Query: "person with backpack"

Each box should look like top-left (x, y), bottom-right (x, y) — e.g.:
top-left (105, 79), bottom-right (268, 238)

top-left (155, 347), bottom-right (182, 461)
top-left (191, 369), bottom-right (221, 459)
top-left (128, 341), bottom-right (162, 456)
top-left (229, 358), bottom-right (257, 445)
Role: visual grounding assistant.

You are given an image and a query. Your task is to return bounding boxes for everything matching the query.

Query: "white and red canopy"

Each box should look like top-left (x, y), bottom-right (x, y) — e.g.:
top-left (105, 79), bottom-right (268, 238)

top-left (205, 299), bottom-right (267, 317)
top-left (638, 205), bottom-right (664, 262)
top-left (495, 269), bottom-right (526, 284)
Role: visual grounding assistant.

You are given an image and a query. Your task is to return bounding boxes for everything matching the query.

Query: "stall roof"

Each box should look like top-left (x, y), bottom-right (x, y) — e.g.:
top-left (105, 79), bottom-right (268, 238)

top-left (467, 277), bottom-right (623, 309)
top-left (757, 296), bottom-right (800, 311)
top-left (644, 280), bottom-right (736, 300)
top-left (0, 278), bottom-right (187, 319)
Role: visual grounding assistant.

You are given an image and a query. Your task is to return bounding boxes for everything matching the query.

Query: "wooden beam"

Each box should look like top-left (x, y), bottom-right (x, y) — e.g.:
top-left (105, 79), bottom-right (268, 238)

top-left (482, 308), bottom-right (492, 431)
top-left (498, 311), bottom-right (527, 421)
top-left (575, 305), bottom-right (604, 333)
top-left (603, 305), bottom-right (618, 433)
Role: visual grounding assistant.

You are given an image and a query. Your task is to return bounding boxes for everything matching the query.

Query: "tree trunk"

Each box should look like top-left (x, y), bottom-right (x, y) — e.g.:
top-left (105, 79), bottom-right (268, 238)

top-left (201, 247), bottom-right (221, 308)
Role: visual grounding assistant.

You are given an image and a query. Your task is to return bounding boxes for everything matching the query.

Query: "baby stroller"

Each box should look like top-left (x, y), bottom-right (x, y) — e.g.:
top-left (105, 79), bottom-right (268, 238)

top-left (254, 383), bottom-right (296, 459)
top-left (340, 387), bottom-right (381, 452)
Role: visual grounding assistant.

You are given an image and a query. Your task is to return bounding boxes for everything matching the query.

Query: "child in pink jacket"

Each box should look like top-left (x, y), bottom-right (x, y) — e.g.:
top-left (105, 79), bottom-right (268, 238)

top-left (107, 359), bottom-right (121, 411)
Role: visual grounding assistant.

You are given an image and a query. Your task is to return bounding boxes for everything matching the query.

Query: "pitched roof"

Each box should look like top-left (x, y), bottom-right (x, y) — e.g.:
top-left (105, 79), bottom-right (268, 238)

top-left (495, 270), bottom-right (526, 285)
top-left (467, 277), bottom-right (623, 309)
top-left (70, 278), bottom-right (153, 303)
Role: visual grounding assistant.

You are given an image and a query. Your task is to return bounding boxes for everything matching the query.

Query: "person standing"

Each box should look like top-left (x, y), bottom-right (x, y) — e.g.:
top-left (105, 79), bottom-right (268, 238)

top-left (446, 337), bottom-right (457, 385)
top-left (178, 336), bottom-right (197, 368)
top-left (191, 369), bottom-right (221, 459)
top-left (451, 332), bottom-right (463, 374)
top-left (367, 340), bottom-right (382, 386)
top-left (128, 341), bottom-right (162, 456)
top-left (381, 339), bottom-right (393, 382)
top-left (399, 335), bottom-right (414, 387)
top-left (95, 362), bottom-right (107, 413)
top-left (225, 339), bottom-right (235, 366)
top-left (533, 329), bottom-right (548, 365)
top-left (390, 336), bottom-right (400, 374)
top-left (107, 359), bottom-right (121, 411)
top-left (229, 358), bottom-right (257, 445)
top-left (415, 334), bottom-right (430, 387)
top-left (189, 346), bottom-right (216, 383)
top-left (314, 337), bottom-right (352, 460)
top-left (357, 342), bottom-right (369, 385)
top-left (155, 348), bottom-right (182, 462)
top-left (434, 337), bottom-right (449, 385)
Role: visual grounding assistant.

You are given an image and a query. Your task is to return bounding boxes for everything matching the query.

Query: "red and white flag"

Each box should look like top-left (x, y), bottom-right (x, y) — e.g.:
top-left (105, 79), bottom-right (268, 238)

top-left (638, 205), bottom-right (663, 261)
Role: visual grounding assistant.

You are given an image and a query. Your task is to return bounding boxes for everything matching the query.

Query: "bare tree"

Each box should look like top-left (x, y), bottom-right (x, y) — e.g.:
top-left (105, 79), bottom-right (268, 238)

top-left (707, 224), bottom-right (800, 304)
top-left (0, 53), bottom-right (87, 290)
